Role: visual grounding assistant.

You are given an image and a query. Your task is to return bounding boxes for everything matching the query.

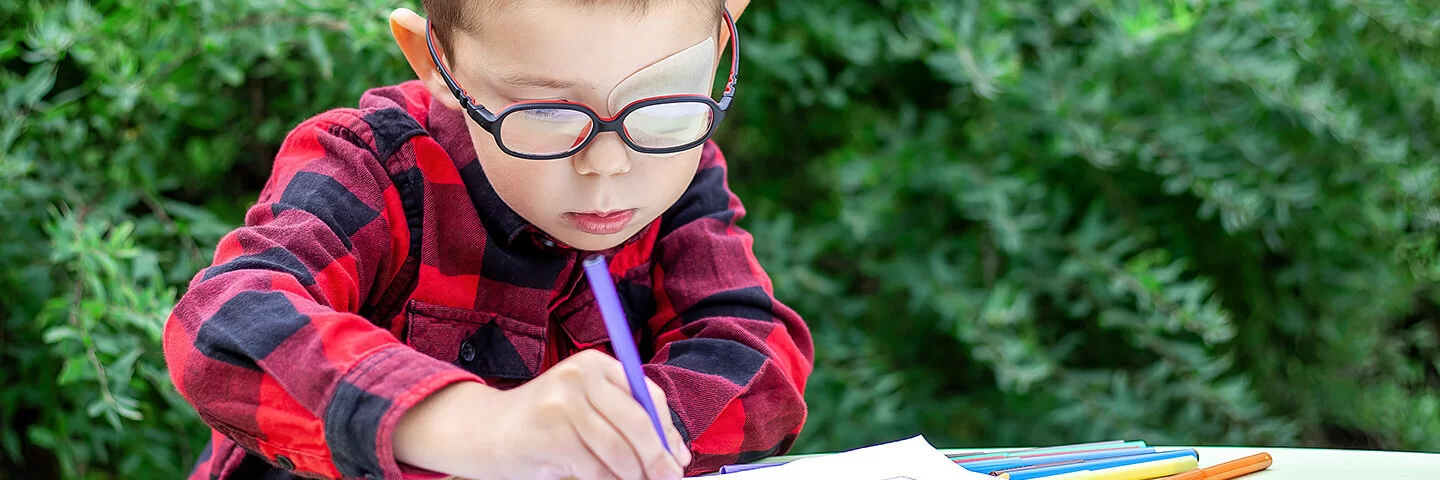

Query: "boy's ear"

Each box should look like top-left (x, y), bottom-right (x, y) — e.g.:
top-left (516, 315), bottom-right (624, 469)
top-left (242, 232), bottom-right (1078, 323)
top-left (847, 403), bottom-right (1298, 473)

top-left (718, 0), bottom-right (749, 61)
top-left (390, 7), bottom-right (461, 110)
top-left (727, 0), bottom-right (750, 21)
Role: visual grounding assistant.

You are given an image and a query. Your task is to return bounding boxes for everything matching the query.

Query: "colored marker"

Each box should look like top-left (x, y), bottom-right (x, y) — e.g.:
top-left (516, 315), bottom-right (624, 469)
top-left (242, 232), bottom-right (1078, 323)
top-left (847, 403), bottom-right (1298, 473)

top-left (999, 449), bottom-right (1199, 480)
top-left (716, 441), bottom-right (1158, 476)
top-left (957, 447), bottom-right (1143, 465)
top-left (951, 441), bottom-right (1149, 462)
top-left (583, 255), bottom-right (669, 453)
top-left (1043, 456), bottom-right (1199, 480)
top-left (953, 447), bottom-right (1143, 469)
top-left (963, 448), bottom-right (1156, 474)
top-left (1162, 452), bottom-right (1272, 480)
top-left (992, 459), bottom-right (1089, 476)
top-left (949, 451), bottom-right (1002, 460)
top-left (950, 441), bottom-right (1119, 460)
top-left (718, 462), bottom-right (785, 474)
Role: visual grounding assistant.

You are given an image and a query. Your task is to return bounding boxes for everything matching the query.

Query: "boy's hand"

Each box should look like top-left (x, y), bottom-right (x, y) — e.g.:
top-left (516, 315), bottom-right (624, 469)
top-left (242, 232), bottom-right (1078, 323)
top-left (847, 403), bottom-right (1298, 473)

top-left (395, 350), bottom-right (691, 480)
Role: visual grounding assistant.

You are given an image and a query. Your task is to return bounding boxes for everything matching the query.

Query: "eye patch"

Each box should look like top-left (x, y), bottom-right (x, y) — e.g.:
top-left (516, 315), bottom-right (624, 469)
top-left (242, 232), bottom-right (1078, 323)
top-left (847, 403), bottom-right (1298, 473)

top-left (606, 36), bottom-right (717, 115)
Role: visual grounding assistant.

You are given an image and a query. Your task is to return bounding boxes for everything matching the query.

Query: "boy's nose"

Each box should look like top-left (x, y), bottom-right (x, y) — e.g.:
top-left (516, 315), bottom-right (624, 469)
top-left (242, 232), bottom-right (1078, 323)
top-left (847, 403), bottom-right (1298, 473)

top-left (572, 133), bottom-right (632, 176)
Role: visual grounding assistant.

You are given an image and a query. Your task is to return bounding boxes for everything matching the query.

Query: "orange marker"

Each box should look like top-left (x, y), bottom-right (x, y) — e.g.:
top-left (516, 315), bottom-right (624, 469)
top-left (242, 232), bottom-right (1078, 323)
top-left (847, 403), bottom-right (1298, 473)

top-left (1163, 452), bottom-right (1273, 480)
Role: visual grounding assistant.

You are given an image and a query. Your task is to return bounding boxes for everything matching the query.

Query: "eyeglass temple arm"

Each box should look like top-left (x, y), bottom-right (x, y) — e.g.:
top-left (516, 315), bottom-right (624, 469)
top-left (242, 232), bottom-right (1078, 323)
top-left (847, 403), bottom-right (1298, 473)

top-left (425, 21), bottom-right (497, 126)
top-left (718, 7), bottom-right (739, 110)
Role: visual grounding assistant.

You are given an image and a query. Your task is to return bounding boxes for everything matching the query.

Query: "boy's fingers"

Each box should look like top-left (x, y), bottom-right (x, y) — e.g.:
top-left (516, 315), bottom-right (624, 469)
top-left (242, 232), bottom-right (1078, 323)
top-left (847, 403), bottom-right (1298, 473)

top-left (666, 426), bottom-right (690, 468)
top-left (576, 353), bottom-right (686, 473)
top-left (570, 442), bottom-right (621, 480)
top-left (574, 350), bottom-right (634, 394)
top-left (568, 398), bottom-right (642, 480)
top-left (586, 377), bottom-right (683, 480)
top-left (644, 378), bottom-right (669, 406)
top-left (562, 427), bottom-right (619, 480)
top-left (587, 352), bottom-right (631, 390)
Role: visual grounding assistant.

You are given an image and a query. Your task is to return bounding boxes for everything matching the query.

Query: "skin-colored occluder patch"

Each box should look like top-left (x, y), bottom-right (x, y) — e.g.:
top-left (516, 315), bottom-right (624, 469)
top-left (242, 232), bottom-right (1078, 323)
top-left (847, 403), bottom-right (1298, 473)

top-left (606, 36), bottom-right (716, 114)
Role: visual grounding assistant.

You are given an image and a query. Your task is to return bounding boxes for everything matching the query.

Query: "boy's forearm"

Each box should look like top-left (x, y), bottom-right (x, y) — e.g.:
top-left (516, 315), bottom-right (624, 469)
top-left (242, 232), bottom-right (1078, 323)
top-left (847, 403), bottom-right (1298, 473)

top-left (392, 381), bottom-right (497, 474)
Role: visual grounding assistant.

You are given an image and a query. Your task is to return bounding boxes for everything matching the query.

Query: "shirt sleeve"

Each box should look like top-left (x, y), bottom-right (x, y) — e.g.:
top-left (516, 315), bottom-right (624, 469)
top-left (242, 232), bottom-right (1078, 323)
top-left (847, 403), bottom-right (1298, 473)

top-left (162, 111), bottom-right (480, 480)
top-left (642, 142), bottom-right (816, 475)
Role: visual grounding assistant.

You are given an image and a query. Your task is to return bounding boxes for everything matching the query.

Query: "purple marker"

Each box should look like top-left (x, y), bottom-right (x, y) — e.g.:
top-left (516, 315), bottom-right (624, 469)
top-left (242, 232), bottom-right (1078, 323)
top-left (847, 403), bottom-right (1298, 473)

top-left (719, 462), bottom-right (786, 474)
top-left (582, 254), bottom-right (671, 453)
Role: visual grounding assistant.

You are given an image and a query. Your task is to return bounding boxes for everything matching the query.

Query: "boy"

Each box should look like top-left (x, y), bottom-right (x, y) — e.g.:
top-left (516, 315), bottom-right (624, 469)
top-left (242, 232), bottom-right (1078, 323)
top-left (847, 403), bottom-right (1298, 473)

top-left (161, 0), bottom-right (814, 479)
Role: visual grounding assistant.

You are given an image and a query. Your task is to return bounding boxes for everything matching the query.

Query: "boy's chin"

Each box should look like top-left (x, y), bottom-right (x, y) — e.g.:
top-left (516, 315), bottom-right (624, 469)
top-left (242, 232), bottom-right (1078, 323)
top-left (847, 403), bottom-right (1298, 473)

top-left (548, 229), bottom-right (633, 253)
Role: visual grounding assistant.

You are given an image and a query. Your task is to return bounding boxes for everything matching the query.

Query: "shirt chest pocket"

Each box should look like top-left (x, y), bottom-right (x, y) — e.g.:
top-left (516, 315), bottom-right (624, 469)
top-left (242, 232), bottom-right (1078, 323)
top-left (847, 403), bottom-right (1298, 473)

top-left (404, 300), bottom-right (546, 389)
top-left (553, 288), bottom-right (648, 359)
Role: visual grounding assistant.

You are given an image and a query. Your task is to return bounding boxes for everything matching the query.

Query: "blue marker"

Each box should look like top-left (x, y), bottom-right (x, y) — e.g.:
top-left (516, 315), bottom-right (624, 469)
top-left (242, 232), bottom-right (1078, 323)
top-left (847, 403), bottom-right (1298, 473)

top-left (963, 447), bottom-right (1155, 474)
top-left (583, 255), bottom-right (671, 453)
top-left (1001, 449), bottom-right (1199, 480)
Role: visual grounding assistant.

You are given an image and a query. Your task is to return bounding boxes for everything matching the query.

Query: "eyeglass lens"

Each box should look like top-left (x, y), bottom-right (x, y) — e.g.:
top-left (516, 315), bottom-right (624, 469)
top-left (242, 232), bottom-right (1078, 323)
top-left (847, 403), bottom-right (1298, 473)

top-left (496, 100), bottom-right (715, 156)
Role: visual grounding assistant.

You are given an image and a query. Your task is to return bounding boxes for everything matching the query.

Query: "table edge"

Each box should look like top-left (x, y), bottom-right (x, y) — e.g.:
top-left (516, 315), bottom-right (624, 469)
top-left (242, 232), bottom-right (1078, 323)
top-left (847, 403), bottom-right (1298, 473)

top-left (757, 445), bottom-right (1440, 464)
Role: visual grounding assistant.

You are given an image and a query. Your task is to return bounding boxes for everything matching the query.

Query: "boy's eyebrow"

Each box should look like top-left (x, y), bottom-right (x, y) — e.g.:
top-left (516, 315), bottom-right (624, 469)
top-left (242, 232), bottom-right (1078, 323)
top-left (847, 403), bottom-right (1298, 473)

top-left (495, 71), bottom-right (578, 90)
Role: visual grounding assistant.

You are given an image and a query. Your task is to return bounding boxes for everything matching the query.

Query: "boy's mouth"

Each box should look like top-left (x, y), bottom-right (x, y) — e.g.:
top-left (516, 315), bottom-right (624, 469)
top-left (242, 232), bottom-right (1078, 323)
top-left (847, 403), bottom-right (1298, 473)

top-left (562, 209), bottom-right (637, 235)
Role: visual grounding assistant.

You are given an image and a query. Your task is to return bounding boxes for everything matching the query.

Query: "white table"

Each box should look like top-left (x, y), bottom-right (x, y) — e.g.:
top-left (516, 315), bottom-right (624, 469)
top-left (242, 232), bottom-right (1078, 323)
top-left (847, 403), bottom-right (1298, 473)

top-left (763, 446), bottom-right (1440, 479)
top-left (1155, 446), bottom-right (1440, 479)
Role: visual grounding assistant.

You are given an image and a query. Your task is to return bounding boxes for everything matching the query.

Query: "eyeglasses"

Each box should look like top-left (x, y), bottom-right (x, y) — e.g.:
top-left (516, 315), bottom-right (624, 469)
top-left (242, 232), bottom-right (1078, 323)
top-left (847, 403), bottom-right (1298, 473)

top-left (427, 9), bottom-right (740, 160)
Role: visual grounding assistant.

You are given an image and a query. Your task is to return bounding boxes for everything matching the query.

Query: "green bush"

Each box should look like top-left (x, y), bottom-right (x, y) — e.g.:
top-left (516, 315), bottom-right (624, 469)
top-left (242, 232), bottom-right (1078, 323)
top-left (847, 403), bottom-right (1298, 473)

top-left (736, 0), bottom-right (1440, 453)
top-left (2, 0), bottom-right (1437, 477)
top-left (1, 0), bottom-right (417, 476)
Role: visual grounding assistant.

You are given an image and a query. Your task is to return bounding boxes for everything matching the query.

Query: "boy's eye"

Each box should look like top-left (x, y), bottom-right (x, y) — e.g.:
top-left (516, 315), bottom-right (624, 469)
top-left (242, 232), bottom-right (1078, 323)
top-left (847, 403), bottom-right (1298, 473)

top-left (519, 108), bottom-right (564, 119)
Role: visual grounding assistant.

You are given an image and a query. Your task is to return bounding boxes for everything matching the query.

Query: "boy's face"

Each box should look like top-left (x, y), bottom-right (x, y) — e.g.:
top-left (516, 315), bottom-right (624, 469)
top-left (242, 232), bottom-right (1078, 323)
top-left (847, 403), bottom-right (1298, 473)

top-left (416, 3), bottom-right (721, 251)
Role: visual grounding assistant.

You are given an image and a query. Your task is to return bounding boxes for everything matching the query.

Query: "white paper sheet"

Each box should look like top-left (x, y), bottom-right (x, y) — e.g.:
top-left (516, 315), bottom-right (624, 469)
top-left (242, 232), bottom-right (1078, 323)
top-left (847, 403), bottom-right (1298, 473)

top-left (687, 436), bottom-right (994, 479)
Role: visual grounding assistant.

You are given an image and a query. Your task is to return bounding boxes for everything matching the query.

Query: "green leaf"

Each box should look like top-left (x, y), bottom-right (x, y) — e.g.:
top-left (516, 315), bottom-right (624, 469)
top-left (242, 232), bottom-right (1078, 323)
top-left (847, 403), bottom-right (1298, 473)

top-left (204, 56), bottom-right (244, 86)
top-left (27, 426), bottom-right (58, 449)
top-left (5, 63), bottom-right (55, 109)
top-left (307, 28), bottom-right (334, 80)
top-left (57, 357), bottom-right (90, 385)
top-left (41, 325), bottom-right (81, 344)
top-left (111, 348), bottom-right (143, 382)
top-left (1, 427), bottom-right (21, 464)
top-left (86, 398), bottom-right (108, 418)
top-left (116, 396), bottom-right (144, 421)
top-left (0, 39), bottom-right (18, 62)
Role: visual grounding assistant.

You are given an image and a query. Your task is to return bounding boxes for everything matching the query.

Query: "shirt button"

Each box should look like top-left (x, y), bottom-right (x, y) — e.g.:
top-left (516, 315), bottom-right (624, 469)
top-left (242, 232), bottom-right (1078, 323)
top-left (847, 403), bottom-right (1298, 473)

top-left (541, 238), bottom-right (556, 247)
top-left (460, 341), bottom-right (476, 363)
top-left (274, 454), bottom-right (295, 470)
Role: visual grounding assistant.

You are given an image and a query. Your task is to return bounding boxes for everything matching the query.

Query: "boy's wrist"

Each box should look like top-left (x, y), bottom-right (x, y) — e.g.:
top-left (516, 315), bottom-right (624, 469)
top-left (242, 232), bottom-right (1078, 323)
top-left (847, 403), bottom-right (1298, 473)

top-left (393, 381), bottom-right (500, 473)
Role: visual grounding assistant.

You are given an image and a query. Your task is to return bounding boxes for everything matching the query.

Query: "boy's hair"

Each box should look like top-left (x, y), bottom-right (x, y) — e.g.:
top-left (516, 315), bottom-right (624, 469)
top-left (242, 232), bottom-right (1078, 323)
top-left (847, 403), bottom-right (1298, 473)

top-left (424, 0), bottom-right (725, 53)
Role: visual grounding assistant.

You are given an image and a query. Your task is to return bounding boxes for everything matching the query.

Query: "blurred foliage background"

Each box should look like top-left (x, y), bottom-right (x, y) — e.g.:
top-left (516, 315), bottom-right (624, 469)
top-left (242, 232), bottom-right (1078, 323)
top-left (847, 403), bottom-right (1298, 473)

top-left (3, 0), bottom-right (1440, 477)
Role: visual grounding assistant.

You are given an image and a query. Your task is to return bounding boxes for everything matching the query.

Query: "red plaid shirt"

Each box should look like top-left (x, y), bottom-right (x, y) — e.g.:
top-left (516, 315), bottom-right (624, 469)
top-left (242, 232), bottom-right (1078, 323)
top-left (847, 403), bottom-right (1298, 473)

top-left (162, 81), bottom-right (814, 480)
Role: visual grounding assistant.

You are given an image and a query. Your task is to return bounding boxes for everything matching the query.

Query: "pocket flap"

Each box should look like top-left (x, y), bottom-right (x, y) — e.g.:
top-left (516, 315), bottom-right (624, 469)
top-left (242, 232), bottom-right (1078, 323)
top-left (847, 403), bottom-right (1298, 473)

top-left (405, 300), bottom-right (545, 381)
top-left (555, 289), bottom-right (611, 349)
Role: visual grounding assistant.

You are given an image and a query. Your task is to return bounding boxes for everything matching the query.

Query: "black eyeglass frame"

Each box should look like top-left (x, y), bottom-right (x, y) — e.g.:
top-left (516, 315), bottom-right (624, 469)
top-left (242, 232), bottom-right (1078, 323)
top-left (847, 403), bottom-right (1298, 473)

top-left (426, 9), bottom-right (741, 160)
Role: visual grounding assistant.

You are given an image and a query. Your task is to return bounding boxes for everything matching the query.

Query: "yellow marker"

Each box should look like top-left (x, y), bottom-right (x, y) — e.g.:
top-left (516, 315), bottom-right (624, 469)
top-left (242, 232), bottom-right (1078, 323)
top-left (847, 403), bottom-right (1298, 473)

top-left (1042, 456), bottom-right (1199, 480)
